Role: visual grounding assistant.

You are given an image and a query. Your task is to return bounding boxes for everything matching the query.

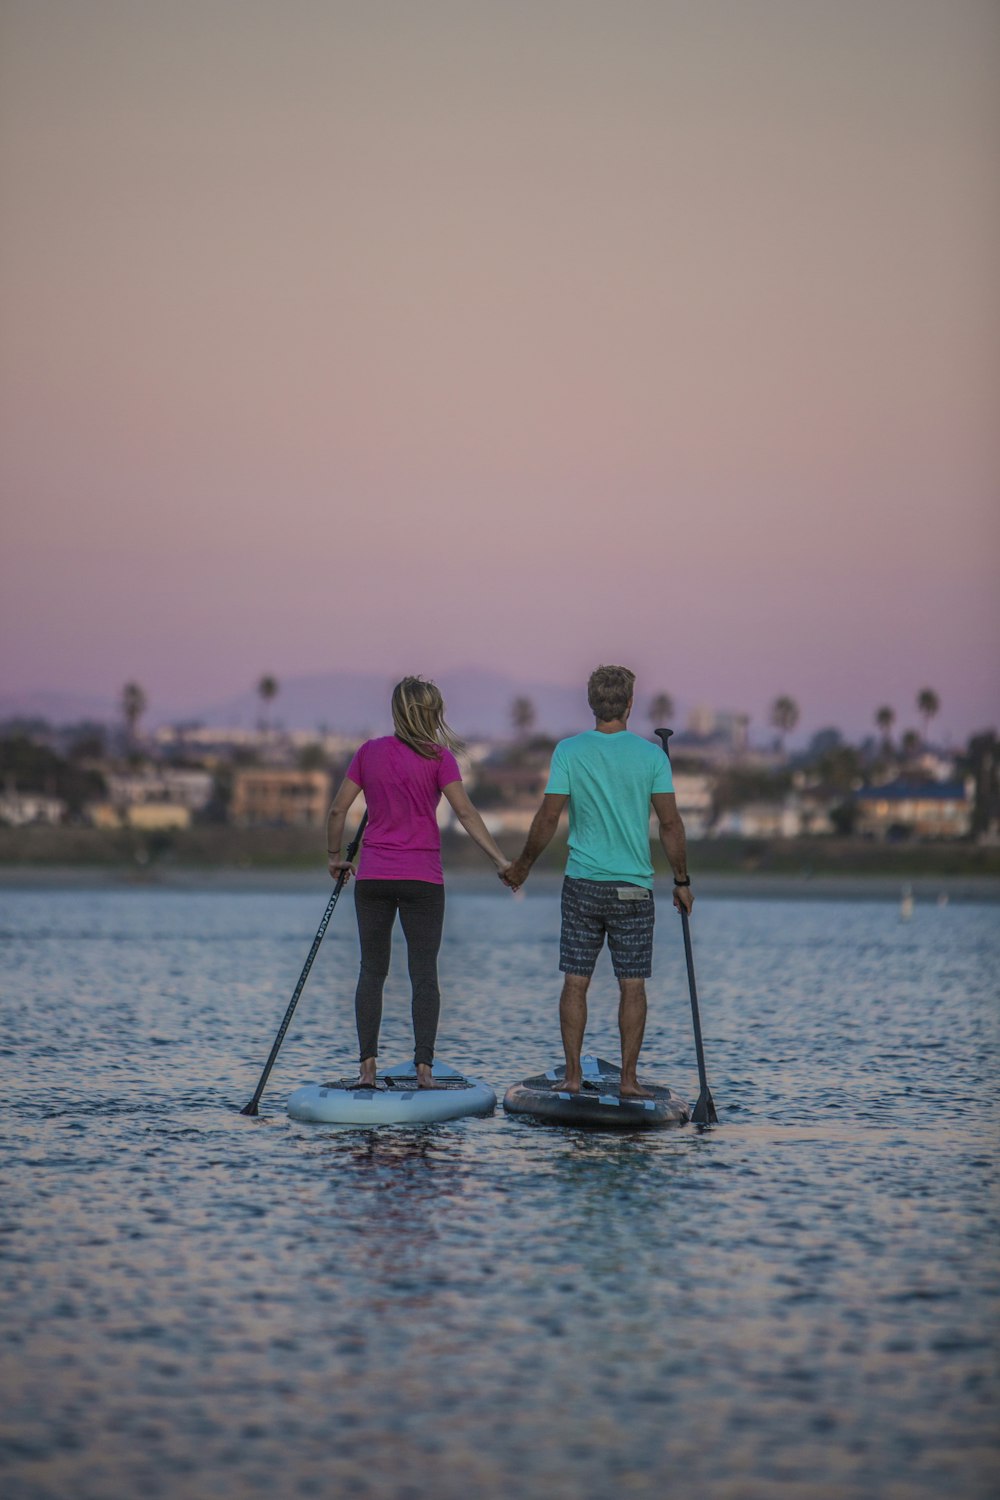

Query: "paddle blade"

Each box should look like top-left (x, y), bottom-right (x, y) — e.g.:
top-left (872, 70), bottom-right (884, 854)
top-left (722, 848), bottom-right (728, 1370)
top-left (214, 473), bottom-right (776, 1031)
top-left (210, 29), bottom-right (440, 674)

top-left (239, 1101), bottom-right (259, 1116)
top-left (692, 1089), bottom-right (719, 1126)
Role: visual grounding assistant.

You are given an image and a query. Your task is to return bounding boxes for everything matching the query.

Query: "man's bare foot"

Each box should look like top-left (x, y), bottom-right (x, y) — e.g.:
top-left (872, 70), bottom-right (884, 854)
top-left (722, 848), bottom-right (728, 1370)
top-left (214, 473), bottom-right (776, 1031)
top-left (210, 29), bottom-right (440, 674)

top-left (416, 1064), bottom-right (440, 1089)
top-left (619, 1078), bottom-right (653, 1099)
top-left (552, 1075), bottom-right (582, 1094)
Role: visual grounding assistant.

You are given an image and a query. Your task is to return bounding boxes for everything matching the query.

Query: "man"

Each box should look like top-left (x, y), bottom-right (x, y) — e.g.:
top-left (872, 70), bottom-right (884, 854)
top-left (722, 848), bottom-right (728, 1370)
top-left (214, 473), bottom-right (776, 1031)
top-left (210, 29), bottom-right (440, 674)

top-left (502, 664), bottom-right (692, 1097)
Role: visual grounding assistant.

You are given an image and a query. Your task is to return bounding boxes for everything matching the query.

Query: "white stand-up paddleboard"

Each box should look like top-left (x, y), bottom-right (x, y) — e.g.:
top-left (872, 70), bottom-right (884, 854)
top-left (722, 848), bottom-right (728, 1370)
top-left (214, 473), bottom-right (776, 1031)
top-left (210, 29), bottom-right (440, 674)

top-left (287, 1060), bottom-right (496, 1125)
top-left (503, 1054), bottom-right (690, 1129)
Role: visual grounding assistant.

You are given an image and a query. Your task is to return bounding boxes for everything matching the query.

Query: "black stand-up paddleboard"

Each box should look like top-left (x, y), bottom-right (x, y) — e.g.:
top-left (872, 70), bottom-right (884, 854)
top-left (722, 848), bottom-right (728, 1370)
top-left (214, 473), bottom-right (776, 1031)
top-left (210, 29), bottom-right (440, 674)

top-left (503, 1054), bottom-right (690, 1129)
top-left (288, 1060), bottom-right (496, 1125)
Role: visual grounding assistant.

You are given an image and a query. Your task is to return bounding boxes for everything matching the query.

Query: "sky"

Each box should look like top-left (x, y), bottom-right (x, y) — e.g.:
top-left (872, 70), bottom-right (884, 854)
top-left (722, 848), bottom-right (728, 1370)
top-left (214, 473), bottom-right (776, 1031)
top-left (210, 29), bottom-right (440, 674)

top-left (1, 0), bottom-right (997, 743)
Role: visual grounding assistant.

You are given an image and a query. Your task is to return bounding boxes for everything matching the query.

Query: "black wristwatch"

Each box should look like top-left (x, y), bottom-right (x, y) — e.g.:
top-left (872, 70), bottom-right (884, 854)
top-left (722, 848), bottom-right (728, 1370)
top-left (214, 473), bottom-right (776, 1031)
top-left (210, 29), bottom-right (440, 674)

top-left (673, 876), bottom-right (691, 887)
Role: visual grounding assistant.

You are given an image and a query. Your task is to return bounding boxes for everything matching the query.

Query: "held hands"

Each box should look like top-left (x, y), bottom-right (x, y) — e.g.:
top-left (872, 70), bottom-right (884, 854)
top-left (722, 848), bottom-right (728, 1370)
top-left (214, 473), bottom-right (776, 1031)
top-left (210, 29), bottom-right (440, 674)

top-left (500, 857), bottom-right (529, 892)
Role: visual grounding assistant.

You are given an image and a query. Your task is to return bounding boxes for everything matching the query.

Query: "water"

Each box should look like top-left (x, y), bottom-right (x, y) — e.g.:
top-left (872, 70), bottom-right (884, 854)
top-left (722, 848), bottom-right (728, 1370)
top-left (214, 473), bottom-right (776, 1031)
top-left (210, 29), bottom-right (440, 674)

top-left (1, 879), bottom-right (997, 1500)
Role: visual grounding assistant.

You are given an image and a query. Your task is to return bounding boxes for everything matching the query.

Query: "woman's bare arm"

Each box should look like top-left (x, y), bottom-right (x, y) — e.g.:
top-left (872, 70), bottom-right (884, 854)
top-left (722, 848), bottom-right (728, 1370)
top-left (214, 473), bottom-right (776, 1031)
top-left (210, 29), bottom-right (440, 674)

top-left (326, 776), bottom-right (363, 879)
top-left (441, 781), bottom-right (510, 873)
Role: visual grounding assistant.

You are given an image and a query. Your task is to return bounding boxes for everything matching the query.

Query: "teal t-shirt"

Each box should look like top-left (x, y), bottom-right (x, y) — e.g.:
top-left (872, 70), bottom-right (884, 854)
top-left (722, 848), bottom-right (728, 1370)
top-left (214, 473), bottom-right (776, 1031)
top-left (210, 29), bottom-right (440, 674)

top-left (545, 730), bottom-right (675, 888)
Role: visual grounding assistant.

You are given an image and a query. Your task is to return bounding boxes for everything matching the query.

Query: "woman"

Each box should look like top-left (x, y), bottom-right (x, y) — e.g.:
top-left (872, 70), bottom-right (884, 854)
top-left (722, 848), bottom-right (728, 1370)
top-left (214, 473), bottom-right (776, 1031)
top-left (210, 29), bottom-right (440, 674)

top-left (326, 676), bottom-right (510, 1089)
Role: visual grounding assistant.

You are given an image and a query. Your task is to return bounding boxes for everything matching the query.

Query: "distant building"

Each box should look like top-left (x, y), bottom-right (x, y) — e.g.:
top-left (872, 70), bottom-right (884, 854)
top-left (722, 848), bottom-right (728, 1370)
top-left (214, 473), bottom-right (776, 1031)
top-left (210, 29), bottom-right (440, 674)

top-left (651, 771), bottom-right (714, 839)
top-left (152, 725), bottom-right (358, 758)
top-left (0, 790), bottom-right (66, 826)
top-left (105, 769), bottom-right (214, 812)
top-left (790, 789), bottom-right (838, 836)
top-left (230, 768), bottom-right (330, 827)
top-left (686, 704), bottom-right (718, 738)
top-left (669, 710), bottom-right (757, 768)
top-left (711, 788), bottom-right (838, 839)
top-left (125, 803), bottom-right (192, 831)
top-left (713, 801), bottom-right (799, 839)
top-left (86, 801), bottom-right (192, 830)
top-left (854, 781), bottom-right (973, 840)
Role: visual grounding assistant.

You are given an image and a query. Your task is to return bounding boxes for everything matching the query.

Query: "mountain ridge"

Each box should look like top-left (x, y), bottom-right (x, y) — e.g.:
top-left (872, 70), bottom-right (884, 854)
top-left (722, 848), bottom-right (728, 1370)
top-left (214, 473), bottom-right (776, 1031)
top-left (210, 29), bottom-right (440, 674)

top-left (0, 668), bottom-right (608, 738)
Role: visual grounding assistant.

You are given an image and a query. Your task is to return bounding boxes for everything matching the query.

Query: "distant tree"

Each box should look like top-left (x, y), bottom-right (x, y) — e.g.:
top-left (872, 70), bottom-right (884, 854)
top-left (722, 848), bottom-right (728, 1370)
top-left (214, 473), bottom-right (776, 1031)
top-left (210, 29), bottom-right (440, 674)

top-left (769, 695), bottom-right (800, 753)
top-left (257, 674), bottom-right (279, 733)
top-left (510, 696), bottom-right (536, 738)
top-left (68, 726), bottom-right (107, 762)
top-left (875, 705), bottom-right (895, 750)
top-left (806, 727), bottom-right (843, 761)
top-left (648, 693), bottom-right (674, 731)
top-left (962, 731), bottom-right (999, 838)
top-left (0, 716), bottom-right (50, 739)
top-left (200, 764), bottom-right (233, 824)
top-left (816, 744), bottom-right (863, 793)
top-left (0, 735), bottom-right (105, 813)
top-left (711, 765), bottom-right (793, 817)
top-left (121, 682), bottom-right (147, 747)
top-left (900, 728), bottom-right (921, 762)
top-left (916, 688), bottom-right (940, 744)
top-left (297, 742), bottom-right (328, 772)
top-left (828, 799), bottom-right (857, 836)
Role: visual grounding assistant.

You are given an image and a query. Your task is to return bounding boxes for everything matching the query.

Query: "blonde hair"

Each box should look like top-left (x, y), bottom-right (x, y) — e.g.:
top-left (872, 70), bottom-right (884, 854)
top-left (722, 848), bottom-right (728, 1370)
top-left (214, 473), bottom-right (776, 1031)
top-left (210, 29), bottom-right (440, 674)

top-left (391, 676), bottom-right (464, 759)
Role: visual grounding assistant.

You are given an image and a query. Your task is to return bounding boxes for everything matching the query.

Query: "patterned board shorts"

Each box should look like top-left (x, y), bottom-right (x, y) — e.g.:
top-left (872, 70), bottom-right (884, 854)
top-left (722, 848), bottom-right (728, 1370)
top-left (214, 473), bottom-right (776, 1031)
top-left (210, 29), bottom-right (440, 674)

top-left (559, 876), bottom-right (655, 979)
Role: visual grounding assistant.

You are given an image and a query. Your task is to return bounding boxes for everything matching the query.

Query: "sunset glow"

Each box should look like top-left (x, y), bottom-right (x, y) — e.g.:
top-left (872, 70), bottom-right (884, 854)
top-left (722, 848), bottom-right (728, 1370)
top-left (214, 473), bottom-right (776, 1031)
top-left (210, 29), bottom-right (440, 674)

top-left (1, 1), bottom-right (997, 739)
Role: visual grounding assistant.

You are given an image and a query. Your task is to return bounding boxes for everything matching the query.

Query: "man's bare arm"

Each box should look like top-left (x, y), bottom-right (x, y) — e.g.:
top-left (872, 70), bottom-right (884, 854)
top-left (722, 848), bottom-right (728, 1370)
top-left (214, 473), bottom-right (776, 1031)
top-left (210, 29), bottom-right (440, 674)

top-left (651, 792), bottom-right (693, 913)
top-left (504, 793), bottom-right (568, 888)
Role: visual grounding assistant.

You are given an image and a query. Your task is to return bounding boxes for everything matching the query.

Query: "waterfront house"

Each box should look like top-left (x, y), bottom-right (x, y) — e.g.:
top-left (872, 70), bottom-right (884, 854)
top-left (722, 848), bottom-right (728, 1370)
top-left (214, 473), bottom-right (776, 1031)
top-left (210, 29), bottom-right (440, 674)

top-left (229, 768), bottom-right (330, 827)
top-left (854, 780), bottom-right (972, 840)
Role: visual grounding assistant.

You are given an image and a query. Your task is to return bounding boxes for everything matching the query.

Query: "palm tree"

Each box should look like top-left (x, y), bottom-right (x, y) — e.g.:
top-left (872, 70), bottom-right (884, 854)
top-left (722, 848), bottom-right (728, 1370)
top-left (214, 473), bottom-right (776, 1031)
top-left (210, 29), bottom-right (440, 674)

top-left (257, 674), bottom-right (279, 734)
top-left (769, 695), bottom-right (800, 754)
top-left (875, 705), bottom-right (895, 752)
top-left (916, 688), bottom-right (940, 745)
top-left (648, 692), bottom-right (674, 731)
top-left (510, 696), bottom-right (536, 738)
top-left (121, 681), bottom-right (147, 747)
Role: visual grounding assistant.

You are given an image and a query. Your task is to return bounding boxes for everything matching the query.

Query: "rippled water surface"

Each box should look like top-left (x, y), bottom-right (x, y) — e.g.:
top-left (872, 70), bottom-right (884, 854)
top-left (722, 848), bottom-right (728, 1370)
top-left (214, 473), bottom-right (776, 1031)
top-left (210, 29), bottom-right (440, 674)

top-left (2, 879), bottom-right (998, 1499)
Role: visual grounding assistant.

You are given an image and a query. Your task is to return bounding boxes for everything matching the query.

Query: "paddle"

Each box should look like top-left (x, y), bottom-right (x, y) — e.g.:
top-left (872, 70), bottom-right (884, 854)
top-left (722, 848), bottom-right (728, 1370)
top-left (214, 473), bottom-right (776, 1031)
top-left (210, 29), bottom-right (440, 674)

top-left (239, 811), bottom-right (368, 1116)
top-left (655, 728), bottom-right (719, 1125)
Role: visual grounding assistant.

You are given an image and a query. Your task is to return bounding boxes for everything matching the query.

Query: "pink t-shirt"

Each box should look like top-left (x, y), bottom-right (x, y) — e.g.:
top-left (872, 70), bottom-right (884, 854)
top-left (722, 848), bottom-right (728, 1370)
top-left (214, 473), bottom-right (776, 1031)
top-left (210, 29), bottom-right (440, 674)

top-left (346, 736), bottom-right (462, 884)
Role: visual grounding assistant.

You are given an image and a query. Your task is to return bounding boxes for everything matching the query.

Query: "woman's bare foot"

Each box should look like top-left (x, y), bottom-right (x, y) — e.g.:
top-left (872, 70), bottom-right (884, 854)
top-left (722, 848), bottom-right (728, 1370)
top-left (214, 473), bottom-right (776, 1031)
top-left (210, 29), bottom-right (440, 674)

top-left (552, 1073), bottom-right (582, 1093)
top-left (416, 1064), bottom-right (440, 1089)
top-left (351, 1058), bottom-right (377, 1089)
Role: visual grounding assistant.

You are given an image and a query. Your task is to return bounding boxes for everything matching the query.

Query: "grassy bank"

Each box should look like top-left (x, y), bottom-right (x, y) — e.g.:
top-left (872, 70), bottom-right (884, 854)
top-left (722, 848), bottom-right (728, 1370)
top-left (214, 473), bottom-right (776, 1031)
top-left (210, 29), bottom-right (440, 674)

top-left (1, 823), bottom-right (998, 880)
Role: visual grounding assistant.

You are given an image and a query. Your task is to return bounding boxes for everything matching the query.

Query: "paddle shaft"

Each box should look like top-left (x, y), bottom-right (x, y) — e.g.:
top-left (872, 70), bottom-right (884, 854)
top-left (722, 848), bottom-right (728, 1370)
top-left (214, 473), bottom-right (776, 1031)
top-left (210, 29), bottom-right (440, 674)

top-left (679, 907), bottom-right (717, 1122)
top-left (240, 811), bottom-right (368, 1115)
top-left (654, 728), bottom-right (719, 1125)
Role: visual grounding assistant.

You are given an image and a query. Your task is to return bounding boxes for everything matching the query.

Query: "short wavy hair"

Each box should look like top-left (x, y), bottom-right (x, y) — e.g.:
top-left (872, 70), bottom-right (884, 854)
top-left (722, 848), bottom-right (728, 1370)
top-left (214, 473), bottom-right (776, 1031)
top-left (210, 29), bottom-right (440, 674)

top-left (587, 665), bottom-right (636, 723)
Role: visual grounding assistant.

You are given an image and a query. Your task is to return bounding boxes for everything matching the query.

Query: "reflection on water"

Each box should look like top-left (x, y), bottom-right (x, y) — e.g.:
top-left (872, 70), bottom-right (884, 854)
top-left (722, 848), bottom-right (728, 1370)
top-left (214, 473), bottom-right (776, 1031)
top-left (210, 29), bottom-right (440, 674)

top-left (1, 885), bottom-right (997, 1499)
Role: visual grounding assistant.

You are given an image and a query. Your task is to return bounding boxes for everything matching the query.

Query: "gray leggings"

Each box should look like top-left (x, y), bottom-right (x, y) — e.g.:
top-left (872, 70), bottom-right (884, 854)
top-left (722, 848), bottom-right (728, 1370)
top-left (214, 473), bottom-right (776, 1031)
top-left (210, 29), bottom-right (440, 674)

top-left (353, 879), bottom-right (445, 1066)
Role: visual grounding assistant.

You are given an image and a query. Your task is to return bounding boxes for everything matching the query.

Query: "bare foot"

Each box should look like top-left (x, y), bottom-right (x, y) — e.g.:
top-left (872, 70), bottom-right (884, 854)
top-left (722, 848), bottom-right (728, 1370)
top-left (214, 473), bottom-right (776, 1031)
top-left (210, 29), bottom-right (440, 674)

top-left (552, 1075), bottom-right (582, 1094)
top-left (350, 1073), bottom-right (378, 1090)
top-left (619, 1078), bottom-right (653, 1099)
top-left (416, 1065), bottom-right (440, 1090)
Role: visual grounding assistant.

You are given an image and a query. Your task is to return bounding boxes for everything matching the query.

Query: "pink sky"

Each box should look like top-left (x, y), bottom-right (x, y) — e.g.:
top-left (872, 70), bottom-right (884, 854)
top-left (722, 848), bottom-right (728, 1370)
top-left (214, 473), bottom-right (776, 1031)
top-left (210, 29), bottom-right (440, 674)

top-left (1, 0), bottom-right (997, 741)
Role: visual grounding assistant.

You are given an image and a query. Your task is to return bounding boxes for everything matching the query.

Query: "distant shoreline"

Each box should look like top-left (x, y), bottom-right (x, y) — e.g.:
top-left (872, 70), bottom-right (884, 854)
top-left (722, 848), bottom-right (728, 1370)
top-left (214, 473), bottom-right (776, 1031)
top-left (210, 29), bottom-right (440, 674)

top-left (1, 824), bottom-right (998, 901)
top-left (1, 864), bottom-right (997, 903)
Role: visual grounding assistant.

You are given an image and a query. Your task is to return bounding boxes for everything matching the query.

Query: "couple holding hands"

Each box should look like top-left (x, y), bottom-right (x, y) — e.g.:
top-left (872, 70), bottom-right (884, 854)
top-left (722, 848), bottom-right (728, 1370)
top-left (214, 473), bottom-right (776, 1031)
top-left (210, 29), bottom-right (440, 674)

top-left (326, 666), bottom-right (692, 1098)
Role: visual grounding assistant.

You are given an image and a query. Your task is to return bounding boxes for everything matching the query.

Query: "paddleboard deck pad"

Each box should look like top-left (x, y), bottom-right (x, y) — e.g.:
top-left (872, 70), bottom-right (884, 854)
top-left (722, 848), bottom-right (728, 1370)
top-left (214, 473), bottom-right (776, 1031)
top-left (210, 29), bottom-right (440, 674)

top-left (503, 1054), bottom-right (690, 1129)
top-left (287, 1060), bottom-right (496, 1125)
